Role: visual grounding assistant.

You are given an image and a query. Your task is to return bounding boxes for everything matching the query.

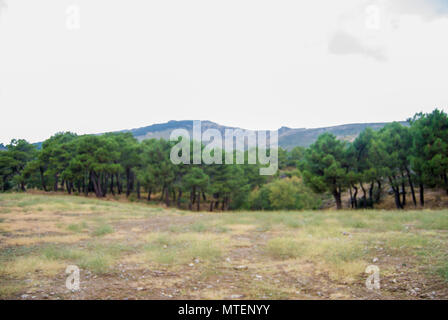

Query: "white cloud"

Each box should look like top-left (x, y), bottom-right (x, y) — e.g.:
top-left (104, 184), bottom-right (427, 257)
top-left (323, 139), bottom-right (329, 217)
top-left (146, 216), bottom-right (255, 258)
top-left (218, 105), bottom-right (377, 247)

top-left (391, 0), bottom-right (448, 19)
top-left (328, 30), bottom-right (387, 61)
top-left (328, 0), bottom-right (448, 60)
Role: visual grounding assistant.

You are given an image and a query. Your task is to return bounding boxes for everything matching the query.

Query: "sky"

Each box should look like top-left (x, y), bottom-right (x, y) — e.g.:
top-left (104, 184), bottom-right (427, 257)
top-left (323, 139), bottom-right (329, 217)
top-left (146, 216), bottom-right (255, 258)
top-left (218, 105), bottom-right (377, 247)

top-left (0, 0), bottom-right (448, 143)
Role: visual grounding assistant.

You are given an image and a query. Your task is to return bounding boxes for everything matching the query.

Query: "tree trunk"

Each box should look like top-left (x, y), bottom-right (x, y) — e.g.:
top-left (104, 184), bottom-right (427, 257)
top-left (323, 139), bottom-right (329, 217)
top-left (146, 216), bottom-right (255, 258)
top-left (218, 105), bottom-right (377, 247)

top-left (352, 185), bottom-right (358, 209)
top-left (401, 172), bottom-right (406, 207)
top-left (419, 183), bottom-right (424, 206)
top-left (360, 182), bottom-right (367, 208)
top-left (191, 186), bottom-right (196, 204)
top-left (368, 182), bottom-right (374, 202)
top-left (375, 180), bottom-right (382, 203)
top-left (40, 167), bottom-right (47, 191)
top-left (165, 187), bottom-right (170, 206)
top-left (116, 173), bottom-right (122, 194)
top-left (333, 189), bottom-right (342, 210)
top-left (188, 188), bottom-right (193, 210)
top-left (110, 175), bottom-right (115, 195)
top-left (137, 181), bottom-right (141, 199)
top-left (147, 188), bottom-right (152, 201)
top-left (177, 189), bottom-right (182, 208)
top-left (54, 174), bottom-right (58, 192)
top-left (405, 167), bottom-right (417, 207)
top-left (102, 175), bottom-right (107, 197)
top-left (83, 178), bottom-right (88, 196)
top-left (349, 187), bottom-right (354, 209)
top-left (197, 189), bottom-right (200, 211)
top-left (444, 172), bottom-right (448, 195)
top-left (389, 176), bottom-right (403, 209)
top-left (126, 168), bottom-right (131, 197)
top-left (91, 172), bottom-right (103, 198)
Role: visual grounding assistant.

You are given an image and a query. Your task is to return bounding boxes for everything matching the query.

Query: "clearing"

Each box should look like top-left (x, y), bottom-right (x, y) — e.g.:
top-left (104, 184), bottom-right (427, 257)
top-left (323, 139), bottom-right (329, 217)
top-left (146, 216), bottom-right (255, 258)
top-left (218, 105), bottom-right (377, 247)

top-left (0, 193), bottom-right (447, 300)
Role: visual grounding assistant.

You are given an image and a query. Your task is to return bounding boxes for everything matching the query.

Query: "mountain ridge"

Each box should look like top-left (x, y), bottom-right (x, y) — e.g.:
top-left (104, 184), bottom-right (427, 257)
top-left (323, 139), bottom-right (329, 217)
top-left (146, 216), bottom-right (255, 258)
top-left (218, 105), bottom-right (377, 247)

top-left (1, 120), bottom-right (408, 150)
top-left (118, 120), bottom-right (408, 150)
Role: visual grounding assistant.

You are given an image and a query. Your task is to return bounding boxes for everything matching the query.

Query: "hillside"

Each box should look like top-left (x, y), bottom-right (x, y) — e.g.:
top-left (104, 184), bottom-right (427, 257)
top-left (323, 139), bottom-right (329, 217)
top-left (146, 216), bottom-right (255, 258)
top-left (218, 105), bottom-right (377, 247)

top-left (119, 120), bottom-right (408, 150)
top-left (1, 120), bottom-right (408, 150)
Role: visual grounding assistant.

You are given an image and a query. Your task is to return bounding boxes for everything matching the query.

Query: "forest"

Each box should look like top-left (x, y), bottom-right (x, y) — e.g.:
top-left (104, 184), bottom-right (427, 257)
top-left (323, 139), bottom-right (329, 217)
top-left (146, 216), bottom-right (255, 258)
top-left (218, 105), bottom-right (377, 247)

top-left (0, 109), bottom-right (447, 211)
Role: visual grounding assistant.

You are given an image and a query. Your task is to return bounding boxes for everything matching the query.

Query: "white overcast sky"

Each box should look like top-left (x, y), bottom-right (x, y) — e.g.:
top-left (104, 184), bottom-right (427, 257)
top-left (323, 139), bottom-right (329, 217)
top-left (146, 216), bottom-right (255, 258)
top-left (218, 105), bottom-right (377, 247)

top-left (1, 0), bottom-right (448, 143)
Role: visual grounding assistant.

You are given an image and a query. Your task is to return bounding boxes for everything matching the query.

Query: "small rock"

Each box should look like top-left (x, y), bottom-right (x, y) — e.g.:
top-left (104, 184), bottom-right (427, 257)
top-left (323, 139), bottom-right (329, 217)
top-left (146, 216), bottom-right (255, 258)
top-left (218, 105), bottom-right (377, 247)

top-left (255, 274), bottom-right (263, 279)
top-left (317, 292), bottom-right (322, 297)
top-left (188, 263), bottom-right (194, 267)
top-left (372, 257), bottom-right (379, 263)
top-left (342, 232), bottom-right (349, 236)
top-left (230, 294), bottom-right (243, 299)
top-left (234, 265), bottom-right (248, 271)
top-left (194, 258), bottom-right (200, 264)
top-left (136, 287), bottom-right (144, 291)
top-left (225, 257), bottom-right (231, 263)
top-left (21, 294), bottom-right (29, 299)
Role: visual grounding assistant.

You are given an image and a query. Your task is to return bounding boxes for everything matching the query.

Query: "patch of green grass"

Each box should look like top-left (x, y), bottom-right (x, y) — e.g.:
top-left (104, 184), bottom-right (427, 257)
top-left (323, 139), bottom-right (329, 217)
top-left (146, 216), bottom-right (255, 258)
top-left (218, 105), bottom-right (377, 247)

top-left (0, 246), bottom-right (37, 262)
top-left (265, 237), bottom-right (304, 260)
top-left (190, 222), bottom-right (209, 233)
top-left (282, 216), bottom-right (302, 228)
top-left (0, 208), bottom-right (11, 214)
top-left (214, 225), bottom-right (229, 233)
top-left (41, 242), bottom-right (133, 274)
top-left (437, 262), bottom-right (448, 281)
top-left (256, 223), bottom-right (271, 232)
top-left (0, 283), bottom-right (25, 298)
top-left (78, 253), bottom-right (112, 274)
top-left (41, 246), bottom-right (86, 261)
top-left (17, 198), bottom-right (42, 207)
top-left (144, 233), bottom-right (222, 265)
top-left (92, 224), bottom-right (114, 236)
top-left (67, 222), bottom-right (88, 233)
top-left (417, 214), bottom-right (448, 230)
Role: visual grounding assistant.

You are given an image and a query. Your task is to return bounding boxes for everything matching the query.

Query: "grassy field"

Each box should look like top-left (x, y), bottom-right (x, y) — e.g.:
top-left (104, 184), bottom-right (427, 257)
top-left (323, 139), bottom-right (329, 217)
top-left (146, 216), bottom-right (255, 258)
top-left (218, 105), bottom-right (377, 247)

top-left (1, 193), bottom-right (448, 300)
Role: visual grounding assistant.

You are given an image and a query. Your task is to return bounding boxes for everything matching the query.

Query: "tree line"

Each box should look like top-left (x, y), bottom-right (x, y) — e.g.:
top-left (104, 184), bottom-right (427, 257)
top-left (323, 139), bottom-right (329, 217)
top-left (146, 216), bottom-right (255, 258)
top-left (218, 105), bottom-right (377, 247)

top-left (301, 109), bottom-right (448, 209)
top-left (0, 109), bottom-right (447, 210)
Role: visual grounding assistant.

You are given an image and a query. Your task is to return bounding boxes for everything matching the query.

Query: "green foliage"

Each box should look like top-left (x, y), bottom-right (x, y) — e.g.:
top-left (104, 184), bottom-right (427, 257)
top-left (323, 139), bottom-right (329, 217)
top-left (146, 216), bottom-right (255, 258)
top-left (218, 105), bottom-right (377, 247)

top-left (249, 176), bottom-right (320, 210)
top-left (1, 108), bottom-right (448, 212)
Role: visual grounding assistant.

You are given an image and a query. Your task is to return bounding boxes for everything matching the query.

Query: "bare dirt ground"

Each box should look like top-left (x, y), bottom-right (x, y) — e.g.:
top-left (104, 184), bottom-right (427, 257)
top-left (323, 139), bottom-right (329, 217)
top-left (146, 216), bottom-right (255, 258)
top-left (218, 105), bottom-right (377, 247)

top-left (1, 193), bottom-right (447, 300)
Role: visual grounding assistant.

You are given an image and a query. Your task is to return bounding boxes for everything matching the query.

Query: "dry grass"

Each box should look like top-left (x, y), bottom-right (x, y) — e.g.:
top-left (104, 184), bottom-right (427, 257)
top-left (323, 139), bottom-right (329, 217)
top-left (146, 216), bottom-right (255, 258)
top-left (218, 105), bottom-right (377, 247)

top-left (1, 193), bottom-right (448, 300)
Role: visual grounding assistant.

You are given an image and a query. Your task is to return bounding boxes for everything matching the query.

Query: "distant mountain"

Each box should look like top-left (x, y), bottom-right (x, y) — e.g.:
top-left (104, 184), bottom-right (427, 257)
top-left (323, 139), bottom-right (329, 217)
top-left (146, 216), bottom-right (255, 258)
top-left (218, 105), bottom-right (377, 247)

top-left (117, 120), bottom-right (408, 150)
